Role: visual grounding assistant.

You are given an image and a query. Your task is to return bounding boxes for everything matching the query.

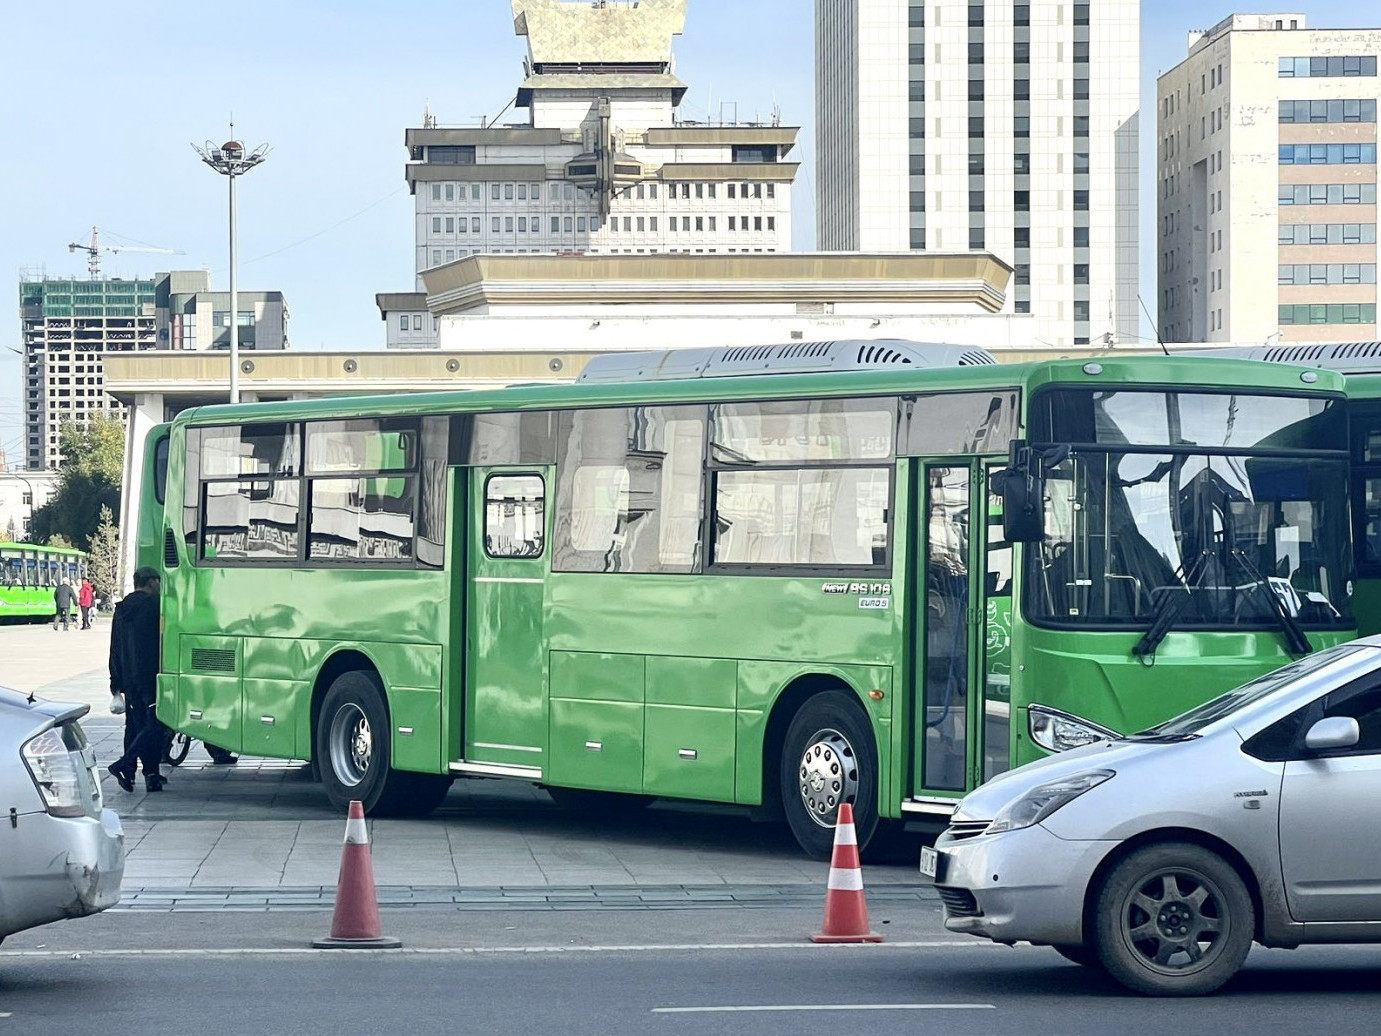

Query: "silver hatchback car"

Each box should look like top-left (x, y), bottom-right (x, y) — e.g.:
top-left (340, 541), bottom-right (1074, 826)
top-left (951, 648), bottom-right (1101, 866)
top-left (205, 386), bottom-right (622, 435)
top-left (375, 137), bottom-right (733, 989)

top-left (0, 685), bottom-right (124, 941)
top-left (926, 638), bottom-right (1381, 996)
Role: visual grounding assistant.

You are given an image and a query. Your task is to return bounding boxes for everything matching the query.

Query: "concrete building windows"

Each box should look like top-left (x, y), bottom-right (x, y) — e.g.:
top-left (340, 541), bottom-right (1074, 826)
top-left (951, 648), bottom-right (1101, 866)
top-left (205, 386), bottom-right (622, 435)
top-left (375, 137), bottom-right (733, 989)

top-left (471, 218), bottom-right (480, 233)
top-left (1279, 99), bottom-right (1377, 123)
top-left (1278, 143), bottom-right (1378, 164)
top-left (1279, 304), bottom-right (1377, 324)
top-left (1280, 56), bottom-right (1378, 77)
top-left (1279, 183), bottom-right (1378, 204)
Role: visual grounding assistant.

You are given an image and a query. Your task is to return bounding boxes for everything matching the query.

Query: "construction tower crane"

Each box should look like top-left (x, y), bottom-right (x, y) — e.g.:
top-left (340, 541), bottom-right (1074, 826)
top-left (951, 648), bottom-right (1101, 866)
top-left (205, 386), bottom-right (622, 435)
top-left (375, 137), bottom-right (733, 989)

top-left (68, 226), bottom-right (182, 279)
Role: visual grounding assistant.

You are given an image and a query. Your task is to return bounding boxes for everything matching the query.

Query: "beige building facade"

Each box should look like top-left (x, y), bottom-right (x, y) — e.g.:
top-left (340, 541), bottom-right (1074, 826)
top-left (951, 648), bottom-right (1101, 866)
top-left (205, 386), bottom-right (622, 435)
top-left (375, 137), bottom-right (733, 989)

top-left (1157, 14), bottom-right (1381, 343)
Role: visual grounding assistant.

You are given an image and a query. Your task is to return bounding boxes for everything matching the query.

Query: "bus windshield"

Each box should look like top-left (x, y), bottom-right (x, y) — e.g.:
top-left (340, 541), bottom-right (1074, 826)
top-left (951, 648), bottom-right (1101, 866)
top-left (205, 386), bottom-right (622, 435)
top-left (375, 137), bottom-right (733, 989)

top-left (1026, 389), bottom-right (1353, 628)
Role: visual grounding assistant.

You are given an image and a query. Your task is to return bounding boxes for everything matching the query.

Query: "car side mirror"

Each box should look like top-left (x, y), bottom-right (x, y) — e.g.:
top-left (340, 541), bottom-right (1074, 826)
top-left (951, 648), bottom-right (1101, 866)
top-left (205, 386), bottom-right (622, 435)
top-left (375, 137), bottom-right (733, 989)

top-left (1304, 716), bottom-right (1360, 752)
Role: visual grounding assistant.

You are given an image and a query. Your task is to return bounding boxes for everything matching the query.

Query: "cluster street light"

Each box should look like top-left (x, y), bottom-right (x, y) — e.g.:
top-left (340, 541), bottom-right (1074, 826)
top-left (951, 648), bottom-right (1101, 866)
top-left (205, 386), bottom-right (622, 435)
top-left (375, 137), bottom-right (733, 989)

top-left (193, 134), bottom-right (269, 404)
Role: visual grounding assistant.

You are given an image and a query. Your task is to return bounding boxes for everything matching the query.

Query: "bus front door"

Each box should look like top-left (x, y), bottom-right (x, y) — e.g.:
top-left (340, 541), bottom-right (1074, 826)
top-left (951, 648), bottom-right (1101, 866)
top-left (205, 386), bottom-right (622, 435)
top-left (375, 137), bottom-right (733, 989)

top-left (913, 462), bottom-right (1011, 805)
top-left (461, 468), bottom-right (551, 778)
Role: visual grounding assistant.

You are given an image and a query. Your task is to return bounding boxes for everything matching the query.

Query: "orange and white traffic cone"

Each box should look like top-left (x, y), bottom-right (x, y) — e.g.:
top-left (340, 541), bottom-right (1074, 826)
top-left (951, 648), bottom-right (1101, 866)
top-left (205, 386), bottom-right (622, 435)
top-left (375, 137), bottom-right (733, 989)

top-left (811, 802), bottom-right (884, 943)
top-left (312, 800), bottom-right (401, 949)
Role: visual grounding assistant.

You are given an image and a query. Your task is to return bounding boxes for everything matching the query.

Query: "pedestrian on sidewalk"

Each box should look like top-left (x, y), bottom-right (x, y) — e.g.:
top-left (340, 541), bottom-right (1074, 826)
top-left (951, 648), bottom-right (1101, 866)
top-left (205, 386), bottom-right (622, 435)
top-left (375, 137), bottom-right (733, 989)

top-left (79, 578), bottom-right (95, 630)
top-left (52, 578), bottom-right (75, 631)
top-left (106, 566), bottom-right (168, 793)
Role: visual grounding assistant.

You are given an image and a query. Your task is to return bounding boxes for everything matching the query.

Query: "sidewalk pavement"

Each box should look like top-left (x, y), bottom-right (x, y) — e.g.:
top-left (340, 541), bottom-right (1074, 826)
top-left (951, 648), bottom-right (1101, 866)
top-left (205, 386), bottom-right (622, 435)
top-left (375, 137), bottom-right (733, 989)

top-left (4, 625), bottom-right (933, 911)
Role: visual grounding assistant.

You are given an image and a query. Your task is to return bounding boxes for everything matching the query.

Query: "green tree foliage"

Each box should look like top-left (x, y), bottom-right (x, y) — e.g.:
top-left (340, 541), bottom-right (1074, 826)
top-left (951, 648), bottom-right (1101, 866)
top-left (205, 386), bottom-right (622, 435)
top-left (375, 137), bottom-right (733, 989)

top-left (87, 505), bottom-right (121, 602)
top-left (47, 534), bottom-right (74, 548)
top-left (30, 415), bottom-right (124, 548)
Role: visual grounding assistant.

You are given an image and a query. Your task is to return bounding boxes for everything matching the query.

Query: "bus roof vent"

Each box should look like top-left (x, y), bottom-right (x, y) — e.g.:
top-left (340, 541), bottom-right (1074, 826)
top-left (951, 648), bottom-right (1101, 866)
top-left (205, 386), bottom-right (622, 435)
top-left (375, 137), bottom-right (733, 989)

top-left (1188, 341), bottom-right (1381, 373)
top-left (575, 340), bottom-right (999, 383)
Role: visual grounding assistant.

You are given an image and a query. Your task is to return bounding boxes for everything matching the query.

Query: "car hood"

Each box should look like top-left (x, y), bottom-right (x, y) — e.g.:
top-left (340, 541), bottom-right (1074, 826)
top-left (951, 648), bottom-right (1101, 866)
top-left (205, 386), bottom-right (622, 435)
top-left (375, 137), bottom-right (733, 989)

top-left (953, 737), bottom-right (1176, 820)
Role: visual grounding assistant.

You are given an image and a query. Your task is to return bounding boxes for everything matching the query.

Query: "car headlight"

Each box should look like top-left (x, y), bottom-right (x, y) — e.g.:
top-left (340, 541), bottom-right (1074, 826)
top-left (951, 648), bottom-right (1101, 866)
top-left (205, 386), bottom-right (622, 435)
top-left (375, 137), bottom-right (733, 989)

top-left (1028, 704), bottom-right (1120, 753)
top-left (986, 769), bottom-right (1115, 834)
top-left (22, 726), bottom-right (88, 818)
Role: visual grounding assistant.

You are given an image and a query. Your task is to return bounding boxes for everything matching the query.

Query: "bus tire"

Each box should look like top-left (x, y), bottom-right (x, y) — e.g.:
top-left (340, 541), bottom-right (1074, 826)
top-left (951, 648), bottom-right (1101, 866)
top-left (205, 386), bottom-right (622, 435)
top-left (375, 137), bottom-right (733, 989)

top-left (389, 772), bottom-right (455, 817)
top-left (316, 670), bottom-right (397, 815)
top-left (779, 690), bottom-right (880, 861)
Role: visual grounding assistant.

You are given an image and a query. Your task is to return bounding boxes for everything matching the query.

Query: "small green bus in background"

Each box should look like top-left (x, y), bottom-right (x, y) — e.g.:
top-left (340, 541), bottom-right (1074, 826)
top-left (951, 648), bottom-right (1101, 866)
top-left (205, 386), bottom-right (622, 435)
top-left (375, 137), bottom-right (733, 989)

top-left (142, 342), bottom-right (1356, 857)
top-left (0, 544), bottom-right (88, 623)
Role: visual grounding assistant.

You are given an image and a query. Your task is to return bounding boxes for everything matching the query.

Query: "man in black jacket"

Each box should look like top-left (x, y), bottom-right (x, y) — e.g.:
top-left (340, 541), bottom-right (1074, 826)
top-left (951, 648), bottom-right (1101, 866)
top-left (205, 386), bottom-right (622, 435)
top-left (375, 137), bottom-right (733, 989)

top-left (106, 566), bottom-right (167, 792)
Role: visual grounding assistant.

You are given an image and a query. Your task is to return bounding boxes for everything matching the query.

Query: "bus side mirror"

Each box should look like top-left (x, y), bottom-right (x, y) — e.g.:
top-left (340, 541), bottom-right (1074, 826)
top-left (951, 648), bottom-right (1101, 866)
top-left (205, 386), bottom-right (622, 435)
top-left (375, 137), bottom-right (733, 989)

top-left (992, 441), bottom-right (1067, 544)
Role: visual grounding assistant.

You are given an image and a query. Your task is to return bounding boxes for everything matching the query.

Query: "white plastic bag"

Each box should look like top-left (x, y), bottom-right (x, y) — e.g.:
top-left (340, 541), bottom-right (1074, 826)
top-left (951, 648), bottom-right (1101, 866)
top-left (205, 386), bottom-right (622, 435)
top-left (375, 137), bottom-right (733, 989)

top-left (109, 693), bottom-right (126, 715)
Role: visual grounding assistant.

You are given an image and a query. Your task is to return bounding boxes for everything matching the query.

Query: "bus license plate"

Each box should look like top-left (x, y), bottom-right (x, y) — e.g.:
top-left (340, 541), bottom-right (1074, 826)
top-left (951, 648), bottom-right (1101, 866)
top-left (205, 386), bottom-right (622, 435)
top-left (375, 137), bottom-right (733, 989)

top-left (920, 845), bottom-right (940, 880)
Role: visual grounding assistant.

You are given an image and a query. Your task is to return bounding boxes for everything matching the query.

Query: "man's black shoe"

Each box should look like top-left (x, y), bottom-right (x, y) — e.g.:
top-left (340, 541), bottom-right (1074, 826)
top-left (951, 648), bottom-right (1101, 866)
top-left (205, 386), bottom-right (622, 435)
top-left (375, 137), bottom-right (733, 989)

top-left (144, 774), bottom-right (166, 792)
top-left (209, 753), bottom-right (239, 765)
top-left (107, 764), bottom-right (134, 793)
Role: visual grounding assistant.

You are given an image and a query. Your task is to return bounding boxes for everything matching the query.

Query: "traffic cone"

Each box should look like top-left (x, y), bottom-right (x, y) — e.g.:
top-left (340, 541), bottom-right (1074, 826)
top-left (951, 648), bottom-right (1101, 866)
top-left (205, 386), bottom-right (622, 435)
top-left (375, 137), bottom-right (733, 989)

top-left (312, 800), bottom-right (401, 949)
top-left (811, 802), bottom-right (884, 943)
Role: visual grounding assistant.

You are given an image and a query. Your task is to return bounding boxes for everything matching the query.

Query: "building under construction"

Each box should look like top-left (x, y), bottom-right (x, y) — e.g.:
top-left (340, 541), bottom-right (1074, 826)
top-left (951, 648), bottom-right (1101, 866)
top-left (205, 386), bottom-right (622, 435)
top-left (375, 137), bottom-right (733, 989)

top-left (19, 271), bottom-right (289, 470)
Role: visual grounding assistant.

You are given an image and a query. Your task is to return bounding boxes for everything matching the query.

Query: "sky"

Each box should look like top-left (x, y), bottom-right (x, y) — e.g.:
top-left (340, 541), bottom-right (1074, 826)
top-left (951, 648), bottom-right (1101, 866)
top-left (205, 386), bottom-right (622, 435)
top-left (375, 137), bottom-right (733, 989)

top-left (0, 1), bottom-right (1368, 464)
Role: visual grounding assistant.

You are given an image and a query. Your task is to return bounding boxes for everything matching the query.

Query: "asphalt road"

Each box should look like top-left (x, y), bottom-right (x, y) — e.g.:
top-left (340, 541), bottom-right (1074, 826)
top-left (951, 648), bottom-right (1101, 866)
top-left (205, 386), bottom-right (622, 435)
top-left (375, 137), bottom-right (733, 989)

top-left (3, 935), bottom-right (1380, 1035)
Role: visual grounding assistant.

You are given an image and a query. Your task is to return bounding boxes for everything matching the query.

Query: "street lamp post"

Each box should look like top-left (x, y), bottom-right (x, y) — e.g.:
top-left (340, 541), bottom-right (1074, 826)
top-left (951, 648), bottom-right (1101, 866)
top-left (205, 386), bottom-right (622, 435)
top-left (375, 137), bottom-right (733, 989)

top-left (193, 134), bottom-right (268, 404)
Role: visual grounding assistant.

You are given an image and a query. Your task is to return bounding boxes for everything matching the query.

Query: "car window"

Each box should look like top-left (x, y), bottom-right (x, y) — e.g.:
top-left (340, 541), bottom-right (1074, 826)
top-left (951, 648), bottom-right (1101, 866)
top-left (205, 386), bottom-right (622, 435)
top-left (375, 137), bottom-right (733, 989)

top-left (1323, 683), bottom-right (1381, 755)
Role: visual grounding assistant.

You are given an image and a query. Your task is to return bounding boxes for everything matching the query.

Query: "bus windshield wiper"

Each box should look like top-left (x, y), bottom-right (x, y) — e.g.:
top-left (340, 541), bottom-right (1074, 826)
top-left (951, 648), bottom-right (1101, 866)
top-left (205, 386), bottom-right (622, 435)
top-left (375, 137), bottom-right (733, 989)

top-left (1229, 548), bottom-right (1313, 657)
top-left (1132, 552), bottom-right (1211, 660)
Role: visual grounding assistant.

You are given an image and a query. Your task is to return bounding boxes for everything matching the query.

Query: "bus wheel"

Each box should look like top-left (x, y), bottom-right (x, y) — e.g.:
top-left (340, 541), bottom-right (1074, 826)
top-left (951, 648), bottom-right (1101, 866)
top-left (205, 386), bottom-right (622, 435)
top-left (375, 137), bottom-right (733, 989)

top-left (316, 670), bottom-right (394, 814)
top-left (779, 691), bottom-right (879, 860)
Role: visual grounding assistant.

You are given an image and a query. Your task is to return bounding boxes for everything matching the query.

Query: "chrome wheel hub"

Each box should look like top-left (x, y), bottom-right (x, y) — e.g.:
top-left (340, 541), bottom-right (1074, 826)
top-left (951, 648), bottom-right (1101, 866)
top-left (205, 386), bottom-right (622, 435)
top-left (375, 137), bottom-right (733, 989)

top-left (329, 704), bottom-right (372, 787)
top-left (796, 728), bottom-right (858, 829)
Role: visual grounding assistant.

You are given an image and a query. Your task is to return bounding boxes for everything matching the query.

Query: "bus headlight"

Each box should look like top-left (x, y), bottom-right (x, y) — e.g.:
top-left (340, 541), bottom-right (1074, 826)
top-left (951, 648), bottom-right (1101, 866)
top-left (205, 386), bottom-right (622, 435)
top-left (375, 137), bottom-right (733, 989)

top-left (1028, 704), bottom-right (1120, 753)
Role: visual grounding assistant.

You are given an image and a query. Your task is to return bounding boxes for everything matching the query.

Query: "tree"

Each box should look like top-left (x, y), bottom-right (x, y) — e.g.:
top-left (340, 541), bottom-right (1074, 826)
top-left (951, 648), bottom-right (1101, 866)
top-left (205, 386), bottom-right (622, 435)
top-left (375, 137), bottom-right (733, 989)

top-left (29, 414), bottom-right (124, 548)
top-left (87, 505), bottom-right (121, 603)
top-left (1, 518), bottom-right (15, 543)
top-left (47, 534), bottom-right (74, 548)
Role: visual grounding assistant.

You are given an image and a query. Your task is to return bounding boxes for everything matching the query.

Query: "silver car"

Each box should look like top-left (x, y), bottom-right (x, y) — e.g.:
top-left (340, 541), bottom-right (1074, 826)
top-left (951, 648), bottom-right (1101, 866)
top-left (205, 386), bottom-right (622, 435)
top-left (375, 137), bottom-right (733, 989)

top-left (924, 639), bottom-right (1381, 996)
top-left (0, 685), bottom-right (124, 941)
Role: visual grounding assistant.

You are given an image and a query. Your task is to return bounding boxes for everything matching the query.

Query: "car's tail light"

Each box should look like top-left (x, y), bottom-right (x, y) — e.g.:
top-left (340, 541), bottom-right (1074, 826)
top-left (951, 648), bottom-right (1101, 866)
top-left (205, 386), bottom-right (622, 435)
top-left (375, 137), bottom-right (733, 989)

top-left (22, 724), bottom-right (90, 818)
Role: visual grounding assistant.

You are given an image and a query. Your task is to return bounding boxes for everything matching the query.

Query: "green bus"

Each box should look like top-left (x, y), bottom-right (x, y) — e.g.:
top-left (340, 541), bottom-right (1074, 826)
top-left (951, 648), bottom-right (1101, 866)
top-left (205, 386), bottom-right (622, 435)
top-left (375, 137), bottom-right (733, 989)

top-left (142, 342), bottom-right (1356, 856)
top-left (0, 543), bottom-right (88, 623)
top-left (1197, 342), bottom-right (1381, 634)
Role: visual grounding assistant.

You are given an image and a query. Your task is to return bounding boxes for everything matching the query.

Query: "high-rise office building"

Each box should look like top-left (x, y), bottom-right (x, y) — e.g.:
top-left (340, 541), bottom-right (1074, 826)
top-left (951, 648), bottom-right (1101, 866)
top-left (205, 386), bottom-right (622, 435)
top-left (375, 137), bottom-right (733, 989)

top-left (1157, 14), bottom-right (1381, 343)
top-left (19, 271), bottom-right (288, 470)
top-left (816, 0), bottom-right (1139, 347)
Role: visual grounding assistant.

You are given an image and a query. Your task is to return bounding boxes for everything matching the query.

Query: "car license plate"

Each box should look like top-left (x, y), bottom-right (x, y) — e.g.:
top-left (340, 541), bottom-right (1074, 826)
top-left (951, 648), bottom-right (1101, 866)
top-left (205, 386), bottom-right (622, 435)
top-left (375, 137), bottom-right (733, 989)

top-left (920, 845), bottom-right (939, 879)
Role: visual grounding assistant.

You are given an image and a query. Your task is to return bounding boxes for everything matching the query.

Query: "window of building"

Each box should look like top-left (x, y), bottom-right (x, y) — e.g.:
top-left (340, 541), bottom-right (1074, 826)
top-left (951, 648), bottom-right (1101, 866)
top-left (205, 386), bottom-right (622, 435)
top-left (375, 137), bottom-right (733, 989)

top-left (1279, 143), bottom-right (1379, 164)
top-left (1279, 303), bottom-right (1378, 325)
top-left (565, 217), bottom-right (574, 232)
top-left (471, 217), bottom-right (481, 233)
top-left (491, 184), bottom-right (501, 200)
top-left (491, 217), bottom-right (501, 232)
top-left (398, 315), bottom-right (408, 332)
top-left (551, 217), bottom-right (560, 233)
top-left (432, 217), bottom-right (442, 233)
top-left (431, 184), bottom-right (441, 202)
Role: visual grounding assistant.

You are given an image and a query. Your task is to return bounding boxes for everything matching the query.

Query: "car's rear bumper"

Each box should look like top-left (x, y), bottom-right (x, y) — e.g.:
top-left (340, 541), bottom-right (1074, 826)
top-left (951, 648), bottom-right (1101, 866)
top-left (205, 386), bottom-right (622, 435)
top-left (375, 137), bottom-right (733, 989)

top-left (931, 824), bottom-right (1112, 946)
top-left (0, 808), bottom-right (124, 939)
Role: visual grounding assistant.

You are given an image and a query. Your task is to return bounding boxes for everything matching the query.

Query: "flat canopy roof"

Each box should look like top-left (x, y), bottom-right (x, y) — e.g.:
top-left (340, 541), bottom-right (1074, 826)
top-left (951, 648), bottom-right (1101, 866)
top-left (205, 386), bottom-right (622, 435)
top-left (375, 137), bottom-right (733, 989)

top-left (421, 253), bottom-right (1014, 315)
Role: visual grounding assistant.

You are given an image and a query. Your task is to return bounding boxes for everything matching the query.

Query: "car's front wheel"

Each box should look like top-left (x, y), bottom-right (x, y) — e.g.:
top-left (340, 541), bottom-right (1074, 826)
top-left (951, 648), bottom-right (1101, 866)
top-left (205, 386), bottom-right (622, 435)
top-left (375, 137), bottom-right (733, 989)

top-left (1094, 842), bottom-right (1254, 996)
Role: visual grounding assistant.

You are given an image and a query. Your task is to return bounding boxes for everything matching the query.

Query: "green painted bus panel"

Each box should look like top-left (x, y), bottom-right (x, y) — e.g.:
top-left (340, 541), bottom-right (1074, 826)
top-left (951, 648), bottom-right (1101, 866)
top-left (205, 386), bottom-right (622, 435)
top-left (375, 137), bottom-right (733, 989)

top-left (546, 574), bottom-right (902, 668)
top-left (240, 678), bottom-right (301, 757)
top-left (548, 699), bottom-right (644, 791)
top-left (1356, 579), bottom-right (1381, 637)
top-left (549, 651), bottom-right (646, 704)
top-left (645, 656), bottom-right (736, 709)
top-left (644, 703), bottom-right (736, 800)
top-left (136, 424), bottom-right (171, 575)
top-left (177, 674), bottom-right (242, 752)
top-left (1008, 625), bottom-right (1358, 767)
top-left (388, 686), bottom-right (444, 773)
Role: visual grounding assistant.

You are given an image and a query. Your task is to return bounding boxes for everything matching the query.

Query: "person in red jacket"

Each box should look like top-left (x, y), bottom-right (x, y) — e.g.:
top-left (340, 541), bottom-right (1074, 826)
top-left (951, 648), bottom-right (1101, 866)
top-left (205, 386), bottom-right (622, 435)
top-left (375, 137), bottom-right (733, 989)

top-left (79, 578), bottom-right (95, 630)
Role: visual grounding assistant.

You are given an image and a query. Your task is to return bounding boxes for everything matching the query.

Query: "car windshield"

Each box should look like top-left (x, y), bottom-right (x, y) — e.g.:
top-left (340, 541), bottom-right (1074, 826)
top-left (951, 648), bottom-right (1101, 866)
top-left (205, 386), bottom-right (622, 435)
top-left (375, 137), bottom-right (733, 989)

top-left (1132, 644), bottom-right (1370, 738)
